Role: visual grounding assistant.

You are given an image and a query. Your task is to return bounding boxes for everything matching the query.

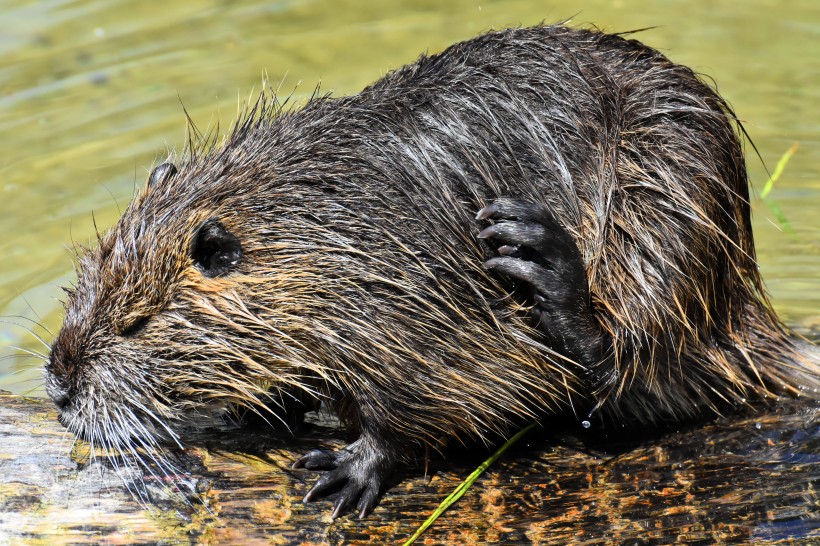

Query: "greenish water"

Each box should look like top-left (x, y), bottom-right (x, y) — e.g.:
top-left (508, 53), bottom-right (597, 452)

top-left (1, 0), bottom-right (818, 395)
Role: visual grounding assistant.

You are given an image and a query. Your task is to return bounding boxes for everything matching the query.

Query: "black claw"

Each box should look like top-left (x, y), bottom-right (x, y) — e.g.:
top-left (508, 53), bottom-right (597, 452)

top-left (476, 224), bottom-right (496, 239)
top-left (475, 202), bottom-right (501, 220)
top-left (497, 244), bottom-right (520, 257)
top-left (331, 481), bottom-right (363, 519)
top-left (304, 467), bottom-right (346, 503)
top-left (356, 486), bottom-right (380, 518)
top-left (476, 198), bottom-right (552, 224)
top-left (292, 449), bottom-right (338, 470)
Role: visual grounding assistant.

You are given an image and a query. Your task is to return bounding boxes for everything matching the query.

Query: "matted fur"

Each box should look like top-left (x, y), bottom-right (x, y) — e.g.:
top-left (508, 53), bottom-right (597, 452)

top-left (47, 24), bottom-right (818, 503)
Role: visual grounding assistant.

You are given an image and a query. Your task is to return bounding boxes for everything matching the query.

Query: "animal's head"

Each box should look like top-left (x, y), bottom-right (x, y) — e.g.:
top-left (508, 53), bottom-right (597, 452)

top-left (46, 103), bottom-right (350, 455)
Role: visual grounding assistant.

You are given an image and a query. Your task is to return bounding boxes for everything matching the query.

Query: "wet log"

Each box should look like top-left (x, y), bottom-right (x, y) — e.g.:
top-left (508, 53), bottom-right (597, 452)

top-left (0, 391), bottom-right (818, 545)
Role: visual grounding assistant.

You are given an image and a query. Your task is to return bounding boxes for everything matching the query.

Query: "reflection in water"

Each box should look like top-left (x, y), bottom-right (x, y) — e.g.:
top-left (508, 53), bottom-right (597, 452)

top-left (0, 0), bottom-right (818, 394)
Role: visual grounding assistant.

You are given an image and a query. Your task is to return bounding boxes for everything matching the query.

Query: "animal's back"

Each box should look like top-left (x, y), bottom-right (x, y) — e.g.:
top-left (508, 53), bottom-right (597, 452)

top-left (281, 25), bottom-right (808, 422)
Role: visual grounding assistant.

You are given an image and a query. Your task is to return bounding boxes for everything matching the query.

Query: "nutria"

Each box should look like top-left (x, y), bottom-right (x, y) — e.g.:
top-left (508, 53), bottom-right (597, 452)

top-left (46, 24), bottom-right (819, 518)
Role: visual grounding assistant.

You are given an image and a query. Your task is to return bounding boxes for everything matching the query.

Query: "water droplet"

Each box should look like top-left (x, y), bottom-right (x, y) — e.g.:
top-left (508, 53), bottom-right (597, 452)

top-left (581, 420), bottom-right (591, 429)
top-left (754, 422), bottom-right (762, 430)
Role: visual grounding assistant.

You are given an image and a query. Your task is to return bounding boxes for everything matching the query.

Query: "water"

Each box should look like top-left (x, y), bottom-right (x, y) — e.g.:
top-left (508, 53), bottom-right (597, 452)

top-left (1, 0), bottom-right (818, 395)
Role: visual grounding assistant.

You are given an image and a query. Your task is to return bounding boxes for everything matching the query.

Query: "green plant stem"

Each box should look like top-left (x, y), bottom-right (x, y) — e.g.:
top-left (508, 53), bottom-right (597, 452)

top-left (760, 142), bottom-right (798, 199)
top-left (402, 422), bottom-right (538, 545)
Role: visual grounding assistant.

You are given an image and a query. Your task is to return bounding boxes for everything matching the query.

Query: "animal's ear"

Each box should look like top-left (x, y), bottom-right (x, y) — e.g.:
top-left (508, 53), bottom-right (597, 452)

top-left (148, 162), bottom-right (178, 187)
top-left (191, 219), bottom-right (243, 277)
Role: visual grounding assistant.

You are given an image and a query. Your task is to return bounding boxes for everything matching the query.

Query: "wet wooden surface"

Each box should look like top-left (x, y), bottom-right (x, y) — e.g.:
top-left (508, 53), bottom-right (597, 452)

top-left (1, 391), bottom-right (818, 545)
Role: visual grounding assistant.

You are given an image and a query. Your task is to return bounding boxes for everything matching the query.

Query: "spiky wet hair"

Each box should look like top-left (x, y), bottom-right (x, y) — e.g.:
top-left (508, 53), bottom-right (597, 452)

top-left (47, 24), bottom-right (818, 496)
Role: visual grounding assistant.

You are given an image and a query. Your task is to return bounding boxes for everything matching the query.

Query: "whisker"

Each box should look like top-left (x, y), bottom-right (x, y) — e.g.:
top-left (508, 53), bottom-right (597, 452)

top-left (0, 317), bottom-right (52, 352)
top-left (5, 346), bottom-right (48, 362)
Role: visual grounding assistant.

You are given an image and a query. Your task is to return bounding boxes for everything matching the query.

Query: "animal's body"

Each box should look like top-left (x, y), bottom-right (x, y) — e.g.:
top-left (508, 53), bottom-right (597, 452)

top-left (46, 24), bottom-right (818, 518)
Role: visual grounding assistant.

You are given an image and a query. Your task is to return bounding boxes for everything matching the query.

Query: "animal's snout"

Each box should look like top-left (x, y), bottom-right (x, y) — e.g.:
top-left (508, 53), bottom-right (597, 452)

top-left (46, 340), bottom-right (78, 411)
top-left (47, 381), bottom-right (71, 410)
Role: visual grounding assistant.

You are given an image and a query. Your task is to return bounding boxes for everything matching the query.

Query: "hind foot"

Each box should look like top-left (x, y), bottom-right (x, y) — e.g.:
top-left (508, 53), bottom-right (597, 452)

top-left (477, 198), bottom-right (608, 369)
top-left (293, 435), bottom-right (395, 519)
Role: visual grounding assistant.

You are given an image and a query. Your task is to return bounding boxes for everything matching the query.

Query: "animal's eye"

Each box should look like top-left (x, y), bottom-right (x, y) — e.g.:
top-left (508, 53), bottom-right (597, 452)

top-left (121, 316), bottom-right (150, 337)
top-left (191, 219), bottom-right (243, 277)
top-left (148, 162), bottom-right (178, 187)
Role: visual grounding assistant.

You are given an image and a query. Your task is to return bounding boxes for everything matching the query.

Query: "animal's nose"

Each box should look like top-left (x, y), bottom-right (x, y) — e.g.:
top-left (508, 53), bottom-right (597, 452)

top-left (45, 376), bottom-right (72, 410)
top-left (51, 389), bottom-right (71, 410)
top-left (46, 347), bottom-right (75, 411)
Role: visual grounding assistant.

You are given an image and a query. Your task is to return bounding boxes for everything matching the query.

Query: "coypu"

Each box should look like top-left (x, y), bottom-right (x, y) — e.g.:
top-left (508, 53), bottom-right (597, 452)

top-left (46, 24), bottom-right (819, 518)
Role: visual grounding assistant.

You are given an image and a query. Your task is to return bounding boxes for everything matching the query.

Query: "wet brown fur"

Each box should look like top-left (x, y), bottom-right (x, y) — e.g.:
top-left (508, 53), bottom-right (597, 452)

top-left (47, 24), bottom-right (819, 511)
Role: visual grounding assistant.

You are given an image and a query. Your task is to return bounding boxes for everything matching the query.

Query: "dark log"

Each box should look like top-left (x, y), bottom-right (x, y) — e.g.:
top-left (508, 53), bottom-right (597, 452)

top-left (0, 391), bottom-right (817, 544)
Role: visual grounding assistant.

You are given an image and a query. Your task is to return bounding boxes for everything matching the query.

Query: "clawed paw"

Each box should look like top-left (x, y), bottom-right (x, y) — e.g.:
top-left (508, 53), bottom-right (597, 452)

top-left (292, 438), bottom-right (391, 519)
top-left (476, 198), bottom-right (582, 299)
top-left (477, 198), bottom-right (606, 369)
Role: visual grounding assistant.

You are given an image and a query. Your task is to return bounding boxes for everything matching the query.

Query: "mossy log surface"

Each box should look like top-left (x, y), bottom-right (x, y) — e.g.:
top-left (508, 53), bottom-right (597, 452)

top-left (0, 391), bottom-right (818, 545)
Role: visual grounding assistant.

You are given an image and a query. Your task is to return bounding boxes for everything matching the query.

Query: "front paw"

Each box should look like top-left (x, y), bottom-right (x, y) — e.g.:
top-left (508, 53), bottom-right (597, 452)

top-left (292, 437), bottom-right (393, 519)
top-left (476, 197), bottom-right (585, 298)
top-left (477, 198), bottom-right (608, 370)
